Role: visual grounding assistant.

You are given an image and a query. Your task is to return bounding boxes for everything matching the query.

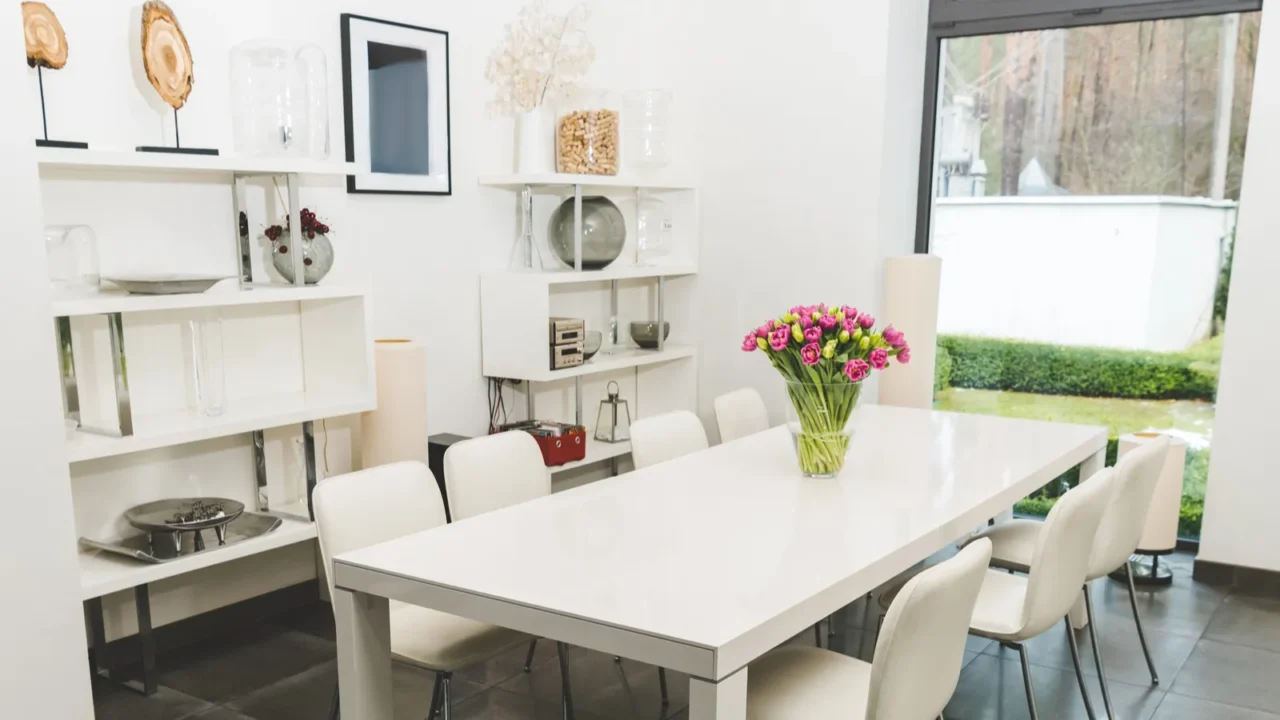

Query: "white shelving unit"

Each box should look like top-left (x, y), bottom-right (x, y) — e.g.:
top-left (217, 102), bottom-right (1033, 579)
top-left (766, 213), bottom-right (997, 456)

top-left (479, 174), bottom-right (698, 475)
top-left (41, 149), bottom-right (374, 695)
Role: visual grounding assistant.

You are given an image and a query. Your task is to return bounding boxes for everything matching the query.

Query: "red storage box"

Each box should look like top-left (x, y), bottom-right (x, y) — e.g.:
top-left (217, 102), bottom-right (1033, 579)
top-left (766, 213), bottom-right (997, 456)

top-left (496, 421), bottom-right (587, 467)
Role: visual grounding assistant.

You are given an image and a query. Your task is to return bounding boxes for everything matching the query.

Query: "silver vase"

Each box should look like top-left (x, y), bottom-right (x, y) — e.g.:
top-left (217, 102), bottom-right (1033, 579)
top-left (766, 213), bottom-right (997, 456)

top-left (271, 231), bottom-right (333, 284)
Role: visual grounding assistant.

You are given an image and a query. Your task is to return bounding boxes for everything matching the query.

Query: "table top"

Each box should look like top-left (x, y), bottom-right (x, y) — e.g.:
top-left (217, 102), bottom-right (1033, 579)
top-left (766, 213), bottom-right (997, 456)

top-left (334, 405), bottom-right (1106, 678)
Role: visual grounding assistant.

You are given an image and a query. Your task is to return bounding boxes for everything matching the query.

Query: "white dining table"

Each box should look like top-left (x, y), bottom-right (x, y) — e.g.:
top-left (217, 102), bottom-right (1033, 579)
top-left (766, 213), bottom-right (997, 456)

top-left (332, 404), bottom-right (1107, 719)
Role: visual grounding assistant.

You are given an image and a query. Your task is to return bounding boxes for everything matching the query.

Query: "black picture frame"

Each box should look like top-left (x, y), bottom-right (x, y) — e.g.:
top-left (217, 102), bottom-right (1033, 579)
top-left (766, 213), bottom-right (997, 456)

top-left (341, 14), bottom-right (452, 196)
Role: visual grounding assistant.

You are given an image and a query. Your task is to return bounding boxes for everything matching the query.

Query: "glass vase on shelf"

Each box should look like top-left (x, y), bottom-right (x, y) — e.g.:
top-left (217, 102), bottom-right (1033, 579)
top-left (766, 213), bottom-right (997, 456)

top-left (230, 40), bottom-right (329, 158)
top-left (624, 89), bottom-right (672, 169)
top-left (185, 311), bottom-right (226, 417)
top-left (44, 225), bottom-right (100, 294)
top-left (634, 193), bottom-right (674, 265)
top-left (507, 186), bottom-right (545, 270)
top-left (556, 90), bottom-right (620, 176)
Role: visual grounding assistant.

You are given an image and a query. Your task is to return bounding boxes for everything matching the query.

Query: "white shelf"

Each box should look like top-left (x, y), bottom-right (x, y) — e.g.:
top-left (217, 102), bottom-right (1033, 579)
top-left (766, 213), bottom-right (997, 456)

top-left (522, 345), bottom-right (696, 382)
top-left (549, 437), bottom-right (631, 475)
top-left (79, 511), bottom-right (316, 600)
top-left (479, 173), bottom-right (695, 192)
top-left (489, 265), bottom-right (697, 285)
top-left (36, 146), bottom-right (360, 177)
top-left (66, 392), bottom-right (375, 463)
top-left (51, 284), bottom-right (368, 317)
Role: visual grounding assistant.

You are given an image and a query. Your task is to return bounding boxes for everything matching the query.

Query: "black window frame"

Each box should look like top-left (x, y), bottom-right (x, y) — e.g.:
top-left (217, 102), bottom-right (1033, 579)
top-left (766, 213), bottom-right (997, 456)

top-left (914, 0), bottom-right (1264, 253)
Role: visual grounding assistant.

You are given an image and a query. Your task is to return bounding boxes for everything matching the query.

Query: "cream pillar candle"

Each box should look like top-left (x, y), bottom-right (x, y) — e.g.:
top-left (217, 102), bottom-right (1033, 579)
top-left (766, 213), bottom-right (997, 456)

top-left (1119, 432), bottom-right (1188, 553)
top-left (878, 255), bottom-right (942, 409)
top-left (360, 340), bottom-right (428, 468)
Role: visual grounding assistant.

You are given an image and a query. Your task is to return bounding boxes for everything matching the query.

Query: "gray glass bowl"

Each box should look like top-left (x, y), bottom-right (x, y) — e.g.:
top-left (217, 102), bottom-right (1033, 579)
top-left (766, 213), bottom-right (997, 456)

top-left (630, 322), bottom-right (670, 349)
top-left (547, 196), bottom-right (626, 270)
top-left (583, 331), bottom-right (602, 362)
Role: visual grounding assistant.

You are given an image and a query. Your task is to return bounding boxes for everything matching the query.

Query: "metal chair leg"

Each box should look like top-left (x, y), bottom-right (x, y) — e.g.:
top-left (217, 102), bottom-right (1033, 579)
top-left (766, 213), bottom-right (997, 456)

top-left (558, 642), bottom-right (576, 720)
top-left (1064, 617), bottom-right (1098, 720)
top-left (329, 680), bottom-right (340, 720)
top-left (440, 672), bottom-right (452, 720)
top-left (1017, 643), bottom-right (1040, 720)
top-left (659, 667), bottom-right (669, 706)
top-left (524, 638), bottom-right (539, 672)
top-left (1084, 587), bottom-right (1117, 720)
top-left (1125, 562), bottom-right (1161, 685)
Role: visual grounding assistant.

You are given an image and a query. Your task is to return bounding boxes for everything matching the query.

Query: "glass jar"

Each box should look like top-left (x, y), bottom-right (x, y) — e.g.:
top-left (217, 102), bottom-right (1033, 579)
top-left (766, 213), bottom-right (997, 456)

top-left (556, 91), bottom-right (620, 175)
top-left (230, 41), bottom-right (329, 158)
top-left (624, 89), bottom-right (672, 169)
top-left (185, 311), bottom-right (226, 417)
top-left (44, 225), bottom-right (100, 293)
top-left (635, 194), bottom-right (674, 265)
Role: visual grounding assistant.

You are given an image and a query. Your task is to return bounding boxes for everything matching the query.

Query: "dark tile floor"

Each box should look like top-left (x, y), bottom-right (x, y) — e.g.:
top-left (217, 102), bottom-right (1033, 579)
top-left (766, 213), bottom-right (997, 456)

top-left (94, 552), bottom-right (1280, 719)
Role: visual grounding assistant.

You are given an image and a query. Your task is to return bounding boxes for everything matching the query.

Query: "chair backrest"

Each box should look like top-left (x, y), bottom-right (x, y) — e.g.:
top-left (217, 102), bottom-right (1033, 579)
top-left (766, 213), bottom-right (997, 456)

top-left (629, 410), bottom-right (710, 469)
top-left (868, 539), bottom-right (993, 720)
top-left (1088, 436), bottom-right (1171, 579)
top-left (444, 431), bottom-right (550, 521)
top-left (1019, 467), bottom-right (1117, 636)
top-left (714, 388), bottom-right (770, 444)
top-left (313, 461), bottom-right (446, 600)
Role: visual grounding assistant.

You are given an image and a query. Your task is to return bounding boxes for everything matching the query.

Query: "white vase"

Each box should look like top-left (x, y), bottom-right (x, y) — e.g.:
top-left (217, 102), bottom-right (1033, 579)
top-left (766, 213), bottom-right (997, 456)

top-left (516, 108), bottom-right (554, 174)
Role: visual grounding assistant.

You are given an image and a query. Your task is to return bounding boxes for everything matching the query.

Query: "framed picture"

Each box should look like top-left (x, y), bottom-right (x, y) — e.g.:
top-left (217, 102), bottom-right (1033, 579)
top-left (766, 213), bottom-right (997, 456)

top-left (341, 14), bottom-right (451, 195)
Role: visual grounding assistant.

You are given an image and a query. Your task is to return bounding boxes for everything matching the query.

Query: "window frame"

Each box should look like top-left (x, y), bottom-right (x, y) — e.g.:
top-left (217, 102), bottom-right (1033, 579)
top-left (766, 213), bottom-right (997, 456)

top-left (913, 0), bottom-right (1263, 253)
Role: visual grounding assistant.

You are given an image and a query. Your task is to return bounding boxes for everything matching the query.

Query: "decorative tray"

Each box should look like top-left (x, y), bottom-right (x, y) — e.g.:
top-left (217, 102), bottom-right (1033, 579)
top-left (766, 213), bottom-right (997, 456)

top-left (80, 512), bottom-right (283, 565)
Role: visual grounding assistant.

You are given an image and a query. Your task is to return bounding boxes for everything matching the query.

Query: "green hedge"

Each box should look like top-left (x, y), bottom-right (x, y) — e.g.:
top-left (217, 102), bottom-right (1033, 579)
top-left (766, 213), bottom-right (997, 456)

top-left (934, 345), bottom-right (953, 395)
top-left (939, 336), bottom-right (1217, 401)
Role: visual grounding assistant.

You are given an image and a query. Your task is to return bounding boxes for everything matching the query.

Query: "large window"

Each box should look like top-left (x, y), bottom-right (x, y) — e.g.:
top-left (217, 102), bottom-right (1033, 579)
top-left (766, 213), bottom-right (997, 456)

top-left (917, 1), bottom-right (1262, 540)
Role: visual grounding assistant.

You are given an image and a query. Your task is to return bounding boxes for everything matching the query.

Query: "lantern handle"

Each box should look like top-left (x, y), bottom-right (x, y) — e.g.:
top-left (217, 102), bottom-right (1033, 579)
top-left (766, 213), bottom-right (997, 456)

top-left (607, 380), bottom-right (620, 398)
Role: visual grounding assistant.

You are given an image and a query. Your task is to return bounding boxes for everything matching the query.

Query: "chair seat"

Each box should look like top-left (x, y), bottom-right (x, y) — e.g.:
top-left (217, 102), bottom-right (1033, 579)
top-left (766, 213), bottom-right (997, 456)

top-left (389, 601), bottom-right (531, 672)
top-left (746, 645), bottom-right (872, 720)
top-left (969, 569), bottom-right (1030, 640)
top-left (962, 519), bottom-right (1042, 573)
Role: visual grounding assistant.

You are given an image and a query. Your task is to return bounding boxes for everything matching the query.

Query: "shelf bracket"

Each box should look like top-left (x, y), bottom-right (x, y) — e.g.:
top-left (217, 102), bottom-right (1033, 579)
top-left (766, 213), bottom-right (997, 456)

top-left (575, 376), bottom-right (584, 427)
top-left (55, 316), bottom-right (80, 427)
top-left (108, 312), bottom-right (134, 437)
top-left (302, 420), bottom-right (317, 521)
top-left (84, 584), bottom-right (157, 697)
top-left (287, 173), bottom-right (304, 288)
top-left (573, 184), bottom-right (583, 272)
top-left (656, 276), bottom-right (666, 352)
top-left (233, 175), bottom-right (251, 287)
top-left (609, 280), bottom-right (619, 347)
top-left (252, 429), bottom-right (268, 512)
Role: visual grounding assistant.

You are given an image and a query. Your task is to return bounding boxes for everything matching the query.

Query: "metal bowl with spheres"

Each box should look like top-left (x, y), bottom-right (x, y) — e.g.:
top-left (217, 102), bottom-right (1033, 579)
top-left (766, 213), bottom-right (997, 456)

top-left (547, 196), bottom-right (627, 270)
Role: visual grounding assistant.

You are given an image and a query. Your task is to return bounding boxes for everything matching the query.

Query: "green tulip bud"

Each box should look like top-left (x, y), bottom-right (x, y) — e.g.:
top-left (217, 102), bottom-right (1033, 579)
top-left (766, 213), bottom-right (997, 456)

top-left (827, 306), bottom-right (839, 316)
top-left (791, 323), bottom-right (804, 343)
top-left (839, 329), bottom-right (850, 342)
top-left (871, 333), bottom-right (883, 346)
top-left (757, 337), bottom-right (768, 351)
top-left (782, 313), bottom-right (795, 324)
top-left (859, 336), bottom-right (871, 351)
top-left (835, 311), bottom-right (845, 323)
top-left (822, 345), bottom-right (835, 359)
top-left (811, 311), bottom-right (821, 323)
top-left (853, 328), bottom-right (864, 342)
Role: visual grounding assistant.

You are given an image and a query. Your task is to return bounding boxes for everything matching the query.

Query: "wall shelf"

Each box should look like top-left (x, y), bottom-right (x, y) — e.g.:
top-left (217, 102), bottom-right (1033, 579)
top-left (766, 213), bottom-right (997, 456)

top-left (479, 173), bottom-right (696, 192)
top-left (66, 392), bottom-right (374, 463)
top-left (488, 265), bottom-right (698, 285)
top-left (78, 512), bottom-right (316, 600)
top-left (36, 147), bottom-right (360, 177)
top-left (524, 345), bottom-right (696, 383)
top-left (51, 285), bottom-right (368, 318)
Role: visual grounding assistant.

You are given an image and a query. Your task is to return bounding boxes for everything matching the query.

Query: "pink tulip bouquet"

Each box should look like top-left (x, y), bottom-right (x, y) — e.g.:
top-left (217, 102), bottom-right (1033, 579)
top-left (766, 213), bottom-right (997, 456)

top-left (743, 304), bottom-right (909, 477)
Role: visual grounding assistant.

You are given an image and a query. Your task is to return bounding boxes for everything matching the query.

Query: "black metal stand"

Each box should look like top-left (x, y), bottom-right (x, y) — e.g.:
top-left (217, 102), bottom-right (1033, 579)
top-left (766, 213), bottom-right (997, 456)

top-left (136, 108), bottom-right (218, 156)
top-left (85, 584), bottom-right (158, 696)
top-left (1109, 551), bottom-right (1174, 587)
top-left (33, 66), bottom-right (87, 149)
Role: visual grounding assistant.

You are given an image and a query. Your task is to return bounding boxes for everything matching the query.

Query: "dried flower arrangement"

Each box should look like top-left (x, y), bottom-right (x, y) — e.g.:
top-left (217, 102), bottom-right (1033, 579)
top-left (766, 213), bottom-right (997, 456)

top-left (484, 1), bottom-right (594, 115)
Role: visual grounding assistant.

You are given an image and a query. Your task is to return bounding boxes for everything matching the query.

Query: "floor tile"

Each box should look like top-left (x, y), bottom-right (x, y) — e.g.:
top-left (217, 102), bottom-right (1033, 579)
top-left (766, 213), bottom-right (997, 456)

top-left (270, 602), bottom-right (336, 643)
top-left (1170, 639), bottom-right (1280, 714)
top-left (452, 686), bottom-right (611, 720)
top-left (143, 626), bottom-right (336, 705)
top-left (185, 707), bottom-right (255, 720)
top-left (223, 661), bottom-right (337, 720)
top-left (1204, 594), bottom-right (1280, 654)
top-left (453, 638), bottom-right (559, 690)
top-left (1091, 566), bottom-right (1227, 639)
top-left (1153, 694), bottom-right (1280, 720)
top-left (91, 677), bottom-right (212, 720)
top-left (984, 619), bottom-right (1196, 688)
top-left (945, 654), bottom-right (1165, 720)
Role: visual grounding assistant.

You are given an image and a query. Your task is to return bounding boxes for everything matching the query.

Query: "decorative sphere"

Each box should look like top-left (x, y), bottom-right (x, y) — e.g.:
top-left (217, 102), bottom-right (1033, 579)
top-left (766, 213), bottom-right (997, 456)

top-left (547, 196), bottom-right (626, 270)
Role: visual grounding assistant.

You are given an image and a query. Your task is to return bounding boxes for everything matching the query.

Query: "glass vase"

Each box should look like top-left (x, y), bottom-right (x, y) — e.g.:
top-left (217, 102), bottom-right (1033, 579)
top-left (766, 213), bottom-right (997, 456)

top-left (556, 91), bottom-right (620, 175)
top-left (186, 311), bottom-right (226, 417)
top-left (44, 225), bottom-right (100, 293)
top-left (624, 89), bottom-right (672, 169)
top-left (785, 380), bottom-right (861, 478)
top-left (230, 41), bottom-right (329, 158)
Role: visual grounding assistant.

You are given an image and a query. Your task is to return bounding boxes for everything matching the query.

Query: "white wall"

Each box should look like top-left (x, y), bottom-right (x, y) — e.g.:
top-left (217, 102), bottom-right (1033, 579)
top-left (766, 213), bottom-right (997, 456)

top-left (1200, 0), bottom-right (1280, 574)
top-left (932, 197), bottom-right (1231, 352)
top-left (693, 0), bottom-right (929, 434)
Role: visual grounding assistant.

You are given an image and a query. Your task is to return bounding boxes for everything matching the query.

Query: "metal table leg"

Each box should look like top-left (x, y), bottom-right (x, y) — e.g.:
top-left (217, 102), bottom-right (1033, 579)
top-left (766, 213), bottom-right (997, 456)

top-left (84, 584), bottom-right (158, 696)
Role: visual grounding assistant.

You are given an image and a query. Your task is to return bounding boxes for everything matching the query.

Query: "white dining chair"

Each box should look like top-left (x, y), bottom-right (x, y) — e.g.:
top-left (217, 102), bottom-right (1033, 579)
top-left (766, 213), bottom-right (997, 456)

top-left (964, 436), bottom-right (1171, 717)
top-left (746, 538), bottom-right (993, 720)
top-left (314, 461), bottom-right (567, 720)
top-left (442, 432), bottom-right (563, 678)
top-left (965, 466), bottom-right (1119, 720)
top-left (629, 410), bottom-right (710, 469)
top-left (714, 387), bottom-right (770, 443)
